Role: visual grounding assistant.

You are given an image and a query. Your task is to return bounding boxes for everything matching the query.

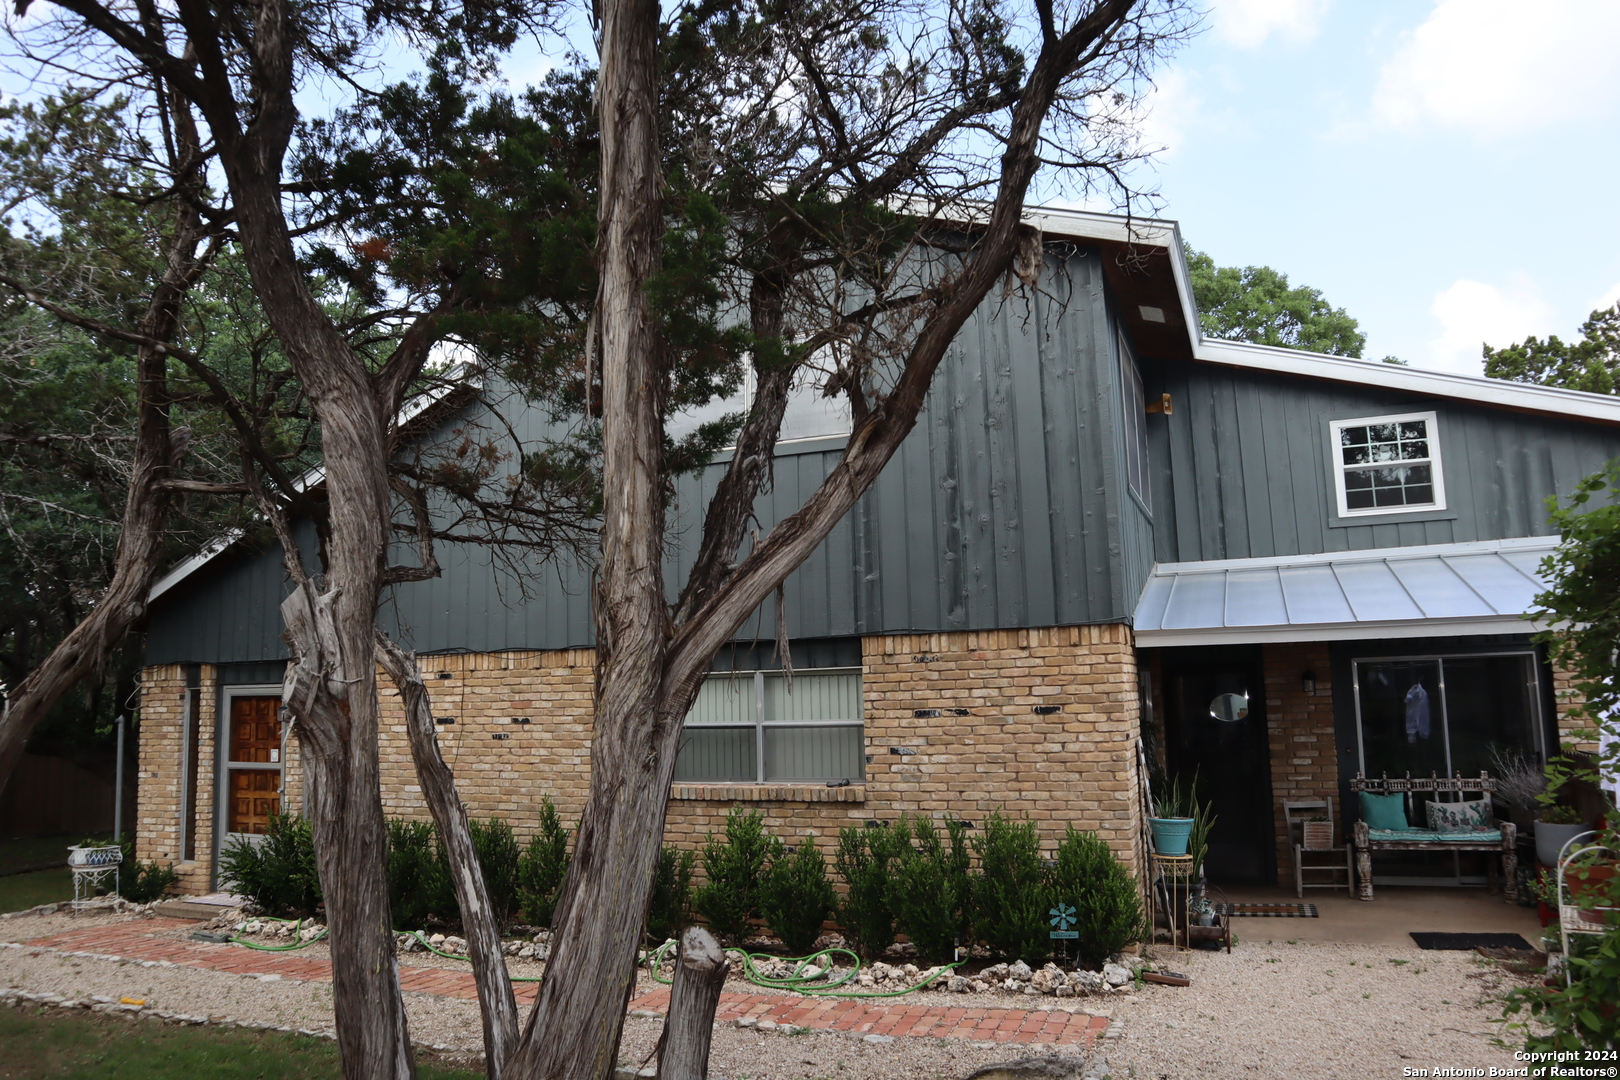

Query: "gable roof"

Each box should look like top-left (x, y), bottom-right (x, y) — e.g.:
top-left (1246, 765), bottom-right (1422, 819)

top-left (1025, 206), bottom-right (1620, 427)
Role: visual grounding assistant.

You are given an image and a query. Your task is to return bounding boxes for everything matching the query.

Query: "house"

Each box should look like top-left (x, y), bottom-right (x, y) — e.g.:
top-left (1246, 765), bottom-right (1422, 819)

top-left (132, 207), bottom-right (1620, 898)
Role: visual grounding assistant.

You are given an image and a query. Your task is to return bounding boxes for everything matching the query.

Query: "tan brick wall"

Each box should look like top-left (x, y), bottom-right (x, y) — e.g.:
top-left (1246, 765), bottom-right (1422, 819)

top-left (135, 664), bottom-right (217, 895)
top-left (1261, 642), bottom-right (1339, 883)
top-left (138, 623), bottom-right (1146, 892)
top-left (1550, 656), bottom-right (1596, 753)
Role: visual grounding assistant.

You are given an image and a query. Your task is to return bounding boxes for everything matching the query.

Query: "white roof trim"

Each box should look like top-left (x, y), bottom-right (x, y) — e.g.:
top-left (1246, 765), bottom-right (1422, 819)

top-left (147, 360), bottom-right (480, 603)
top-left (1136, 615), bottom-right (1543, 648)
top-left (1024, 205), bottom-right (1620, 426)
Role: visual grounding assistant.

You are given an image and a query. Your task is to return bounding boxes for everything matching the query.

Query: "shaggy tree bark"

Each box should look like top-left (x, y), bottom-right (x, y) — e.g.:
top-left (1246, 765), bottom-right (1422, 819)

top-left (509, 3), bottom-right (1149, 1078)
top-left (376, 632), bottom-right (520, 1079)
top-left (656, 927), bottom-right (728, 1080)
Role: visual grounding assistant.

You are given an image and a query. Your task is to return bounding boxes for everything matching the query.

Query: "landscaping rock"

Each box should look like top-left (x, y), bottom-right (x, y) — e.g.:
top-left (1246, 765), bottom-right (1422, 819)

top-left (1101, 963), bottom-right (1130, 987)
top-left (963, 1055), bottom-right (1091, 1080)
top-left (1008, 960), bottom-right (1033, 980)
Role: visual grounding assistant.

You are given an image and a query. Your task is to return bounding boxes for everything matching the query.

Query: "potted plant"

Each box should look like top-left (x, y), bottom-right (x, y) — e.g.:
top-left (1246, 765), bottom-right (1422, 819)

top-left (1302, 815), bottom-right (1333, 851)
top-left (1149, 773), bottom-right (1197, 857)
top-left (1533, 757), bottom-right (1591, 867)
top-left (67, 840), bottom-right (122, 868)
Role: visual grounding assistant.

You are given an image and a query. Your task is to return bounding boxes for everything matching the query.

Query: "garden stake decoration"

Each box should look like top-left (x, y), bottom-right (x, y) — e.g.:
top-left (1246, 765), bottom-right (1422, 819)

top-left (1050, 901), bottom-right (1079, 963)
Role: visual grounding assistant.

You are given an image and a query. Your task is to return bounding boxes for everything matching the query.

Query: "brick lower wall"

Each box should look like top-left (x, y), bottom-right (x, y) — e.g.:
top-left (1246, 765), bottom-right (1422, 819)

top-left (137, 624), bottom-right (1145, 894)
top-left (1261, 642), bottom-right (1339, 884)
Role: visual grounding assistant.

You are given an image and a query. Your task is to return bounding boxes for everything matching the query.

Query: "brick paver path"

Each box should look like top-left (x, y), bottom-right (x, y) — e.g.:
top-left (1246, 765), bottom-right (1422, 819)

top-left (20, 919), bottom-right (1106, 1046)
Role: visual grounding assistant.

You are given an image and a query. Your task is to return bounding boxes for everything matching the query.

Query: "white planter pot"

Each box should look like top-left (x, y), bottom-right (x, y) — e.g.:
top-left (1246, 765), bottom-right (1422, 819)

top-left (1534, 821), bottom-right (1591, 868)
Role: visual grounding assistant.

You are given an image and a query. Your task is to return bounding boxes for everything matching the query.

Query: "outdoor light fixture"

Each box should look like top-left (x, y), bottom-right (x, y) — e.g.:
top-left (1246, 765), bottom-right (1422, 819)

top-left (1302, 671), bottom-right (1317, 695)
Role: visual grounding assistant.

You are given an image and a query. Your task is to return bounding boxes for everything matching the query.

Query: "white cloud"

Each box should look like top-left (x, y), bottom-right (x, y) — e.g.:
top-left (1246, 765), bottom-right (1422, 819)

top-left (1213, 0), bottom-right (1330, 48)
top-left (1375, 0), bottom-right (1620, 135)
top-left (1425, 279), bottom-right (1555, 376)
top-left (1592, 282), bottom-right (1620, 313)
top-left (1137, 69), bottom-right (1199, 159)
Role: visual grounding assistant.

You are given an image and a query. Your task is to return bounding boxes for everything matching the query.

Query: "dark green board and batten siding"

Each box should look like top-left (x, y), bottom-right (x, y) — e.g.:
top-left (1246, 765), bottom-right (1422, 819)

top-left (145, 251), bottom-right (1144, 666)
top-left (1141, 358), bottom-right (1620, 565)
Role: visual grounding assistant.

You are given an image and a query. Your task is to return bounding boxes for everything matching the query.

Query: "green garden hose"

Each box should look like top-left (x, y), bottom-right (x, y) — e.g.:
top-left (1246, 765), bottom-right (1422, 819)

top-left (228, 915), bottom-right (327, 952)
top-left (643, 940), bottom-right (968, 998)
top-left (405, 930), bottom-right (545, 982)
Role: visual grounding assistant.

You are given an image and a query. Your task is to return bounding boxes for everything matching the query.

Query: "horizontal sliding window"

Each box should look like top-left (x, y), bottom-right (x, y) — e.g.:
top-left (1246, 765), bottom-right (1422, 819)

top-left (673, 669), bottom-right (864, 784)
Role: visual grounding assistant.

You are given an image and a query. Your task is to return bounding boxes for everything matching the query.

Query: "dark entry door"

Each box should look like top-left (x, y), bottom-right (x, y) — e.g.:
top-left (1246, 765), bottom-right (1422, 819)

top-left (1164, 652), bottom-right (1276, 886)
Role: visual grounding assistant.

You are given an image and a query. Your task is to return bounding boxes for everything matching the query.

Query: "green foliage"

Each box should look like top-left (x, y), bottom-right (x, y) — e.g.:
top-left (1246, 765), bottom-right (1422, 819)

top-left (759, 835), bottom-right (838, 956)
top-left (888, 817), bottom-right (973, 964)
top-left (646, 844), bottom-right (695, 942)
top-left (116, 839), bottom-right (179, 904)
top-left (517, 798), bottom-right (571, 928)
top-left (1185, 245), bottom-right (1366, 357)
top-left (385, 819), bottom-right (453, 930)
top-left (1502, 923), bottom-right (1620, 1051)
top-left (1048, 829), bottom-right (1147, 964)
top-left (468, 817), bottom-right (521, 928)
top-left (219, 814), bottom-right (323, 918)
top-left (693, 807), bottom-right (784, 942)
top-left (971, 811), bottom-right (1047, 962)
top-left (1485, 303), bottom-right (1620, 396)
top-left (833, 823), bottom-right (906, 959)
top-left (1532, 461), bottom-right (1620, 799)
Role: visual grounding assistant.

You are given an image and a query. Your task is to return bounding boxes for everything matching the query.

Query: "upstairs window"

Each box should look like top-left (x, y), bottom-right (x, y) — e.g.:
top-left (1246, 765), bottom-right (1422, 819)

top-left (673, 668), bottom-right (864, 784)
top-left (1118, 330), bottom-right (1151, 510)
top-left (1329, 411), bottom-right (1446, 517)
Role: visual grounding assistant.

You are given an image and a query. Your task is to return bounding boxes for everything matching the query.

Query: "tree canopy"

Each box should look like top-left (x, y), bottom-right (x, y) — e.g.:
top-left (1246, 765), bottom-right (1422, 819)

top-left (1484, 303), bottom-right (1620, 395)
top-left (1184, 244), bottom-right (1367, 357)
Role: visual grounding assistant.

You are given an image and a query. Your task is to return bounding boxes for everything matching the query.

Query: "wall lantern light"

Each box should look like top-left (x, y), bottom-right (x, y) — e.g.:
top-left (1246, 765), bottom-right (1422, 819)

top-left (1301, 671), bottom-right (1317, 695)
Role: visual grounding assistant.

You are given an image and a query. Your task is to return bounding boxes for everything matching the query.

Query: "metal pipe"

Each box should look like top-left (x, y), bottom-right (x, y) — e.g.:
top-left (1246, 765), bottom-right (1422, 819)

top-left (113, 714), bottom-right (126, 845)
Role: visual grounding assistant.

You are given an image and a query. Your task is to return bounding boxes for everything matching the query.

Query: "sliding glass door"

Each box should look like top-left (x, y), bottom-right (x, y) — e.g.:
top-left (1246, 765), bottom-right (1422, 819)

top-left (1352, 650), bottom-right (1546, 779)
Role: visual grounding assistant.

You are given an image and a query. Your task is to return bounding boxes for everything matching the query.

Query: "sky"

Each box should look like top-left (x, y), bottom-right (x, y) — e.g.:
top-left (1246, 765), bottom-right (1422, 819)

top-left (1112, 0), bottom-right (1620, 376)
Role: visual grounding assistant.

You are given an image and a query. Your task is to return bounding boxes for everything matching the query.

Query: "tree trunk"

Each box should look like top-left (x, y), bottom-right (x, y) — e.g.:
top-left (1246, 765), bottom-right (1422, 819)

top-left (504, 1), bottom-right (669, 1076)
top-left (376, 632), bottom-right (519, 1078)
top-left (656, 927), bottom-right (728, 1080)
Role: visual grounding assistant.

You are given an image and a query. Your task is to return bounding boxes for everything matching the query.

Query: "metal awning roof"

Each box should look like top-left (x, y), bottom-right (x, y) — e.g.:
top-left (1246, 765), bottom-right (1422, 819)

top-left (1132, 536), bottom-right (1558, 646)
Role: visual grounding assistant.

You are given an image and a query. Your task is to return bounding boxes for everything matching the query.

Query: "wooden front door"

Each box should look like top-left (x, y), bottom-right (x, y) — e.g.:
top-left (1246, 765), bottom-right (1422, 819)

top-left (228, 695), bottom-right (281, 834)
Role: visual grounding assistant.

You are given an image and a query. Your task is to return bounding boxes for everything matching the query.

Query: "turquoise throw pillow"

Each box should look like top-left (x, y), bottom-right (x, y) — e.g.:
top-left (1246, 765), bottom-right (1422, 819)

top-left (1359, 791), bottom-right (1411, 831)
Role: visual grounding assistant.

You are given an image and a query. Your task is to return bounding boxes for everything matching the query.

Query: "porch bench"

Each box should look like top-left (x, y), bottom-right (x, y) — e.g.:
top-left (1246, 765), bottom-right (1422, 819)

top-left (1350, 773), bottom-right (1518, 902)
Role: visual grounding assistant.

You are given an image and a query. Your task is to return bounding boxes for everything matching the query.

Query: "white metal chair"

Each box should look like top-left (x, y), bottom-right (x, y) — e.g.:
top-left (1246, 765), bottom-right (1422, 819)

top-left (1556, 831), bottom-right (1616, 984)
top-left (1284, 798), bottom-right (1354, 898)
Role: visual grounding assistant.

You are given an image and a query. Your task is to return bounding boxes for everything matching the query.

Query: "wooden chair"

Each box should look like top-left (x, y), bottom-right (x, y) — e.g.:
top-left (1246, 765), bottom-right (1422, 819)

top-left (1284, 798), bottom-right (1353, 898)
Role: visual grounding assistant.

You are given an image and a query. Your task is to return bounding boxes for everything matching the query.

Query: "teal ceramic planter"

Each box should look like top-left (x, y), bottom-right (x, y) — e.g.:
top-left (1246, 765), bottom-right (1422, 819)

top-left (1149, 817), bottom-right (1195, 856)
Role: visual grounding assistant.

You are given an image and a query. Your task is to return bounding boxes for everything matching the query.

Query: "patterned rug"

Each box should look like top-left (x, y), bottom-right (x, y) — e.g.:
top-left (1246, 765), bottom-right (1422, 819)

top-left (1214, 903), bottom-right (1319, 918)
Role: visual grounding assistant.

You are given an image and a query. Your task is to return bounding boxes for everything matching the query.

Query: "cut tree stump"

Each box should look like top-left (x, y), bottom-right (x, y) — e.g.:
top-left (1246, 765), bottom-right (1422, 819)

top-left (656, 926), bottom-right (729, 1080)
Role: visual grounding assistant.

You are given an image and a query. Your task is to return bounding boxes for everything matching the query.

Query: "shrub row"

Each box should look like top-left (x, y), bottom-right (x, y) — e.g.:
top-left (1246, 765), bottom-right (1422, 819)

top-left (219, 803), bottom-right (1145, 964)
top-left (692, 807), bottom-right (1146, 965)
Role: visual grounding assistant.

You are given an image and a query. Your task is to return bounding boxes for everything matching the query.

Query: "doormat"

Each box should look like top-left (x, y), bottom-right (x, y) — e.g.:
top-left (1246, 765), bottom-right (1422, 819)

top-left (1213, 903), bottom-right (1318, 918)
top-left (1410, 932), bottom-right (1533, 951)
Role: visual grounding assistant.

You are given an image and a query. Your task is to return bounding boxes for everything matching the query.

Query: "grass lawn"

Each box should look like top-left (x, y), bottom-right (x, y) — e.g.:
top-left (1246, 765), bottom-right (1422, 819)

top-left (0, 1005), bottom-right (485, 1079)
top-left (0, 835), bottom-right (108, 873)
top-left (0, 867), bottom-right (74, 913)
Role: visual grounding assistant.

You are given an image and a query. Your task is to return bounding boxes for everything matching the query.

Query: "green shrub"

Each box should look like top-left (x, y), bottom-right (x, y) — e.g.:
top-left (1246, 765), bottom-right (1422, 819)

top-left (887, 816), bottom-right (972, 963)
top-left (646, 844), bottom-right (695, 942)
top-left (117, 840), bottom-right (179, 904)
top-left (760, 835), bottom-right (838, 956)
top-left (469, 817), bottom-right (521, 927)
top-left (834, 823), bottom-right (905, 959)
top-left (693, 807), bottom-right (783, 942)
top-left (386, 819), bottom-right (453, 929)
top-left (972, 810), bottom-right (1047, 962)
top-left (517, 798), bottom-right (571, 927)
top-left (219, 813), bottom-right (322, 917)
top-left (1048, 827), bottom-right (1146, 964)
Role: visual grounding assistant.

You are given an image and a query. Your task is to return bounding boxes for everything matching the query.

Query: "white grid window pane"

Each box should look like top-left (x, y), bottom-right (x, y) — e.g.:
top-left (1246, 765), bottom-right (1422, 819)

top-left (1332, 413), bottom-right (1444, 516)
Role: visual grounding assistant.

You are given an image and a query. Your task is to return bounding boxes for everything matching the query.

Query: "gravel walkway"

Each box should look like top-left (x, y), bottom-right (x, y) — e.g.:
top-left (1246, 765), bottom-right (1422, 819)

top-left (1, 907), bottom-right (1532, 1079)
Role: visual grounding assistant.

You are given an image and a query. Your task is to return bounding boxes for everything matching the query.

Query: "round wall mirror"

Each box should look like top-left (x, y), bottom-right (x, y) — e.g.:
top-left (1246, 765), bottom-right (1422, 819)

top-left (1209, 692), bottom-right (1249, 723)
